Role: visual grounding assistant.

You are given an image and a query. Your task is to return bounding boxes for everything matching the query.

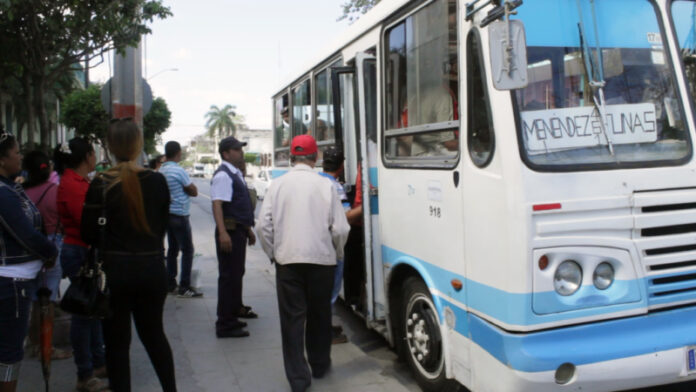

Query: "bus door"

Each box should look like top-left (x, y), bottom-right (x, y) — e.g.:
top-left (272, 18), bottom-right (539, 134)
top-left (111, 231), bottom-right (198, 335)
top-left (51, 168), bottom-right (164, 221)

top-left (354, 52), bottom-right (387, 323)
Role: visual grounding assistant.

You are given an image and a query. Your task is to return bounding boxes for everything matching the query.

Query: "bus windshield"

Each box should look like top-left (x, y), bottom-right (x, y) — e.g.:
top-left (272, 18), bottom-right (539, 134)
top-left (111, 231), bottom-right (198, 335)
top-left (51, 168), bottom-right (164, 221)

top-left (513, 0), bottom-right (691, 169)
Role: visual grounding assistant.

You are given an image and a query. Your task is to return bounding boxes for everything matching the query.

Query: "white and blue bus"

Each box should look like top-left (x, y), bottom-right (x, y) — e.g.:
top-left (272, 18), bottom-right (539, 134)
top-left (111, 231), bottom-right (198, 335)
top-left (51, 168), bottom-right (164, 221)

top-left (271, 0), bottom-right (696, 390)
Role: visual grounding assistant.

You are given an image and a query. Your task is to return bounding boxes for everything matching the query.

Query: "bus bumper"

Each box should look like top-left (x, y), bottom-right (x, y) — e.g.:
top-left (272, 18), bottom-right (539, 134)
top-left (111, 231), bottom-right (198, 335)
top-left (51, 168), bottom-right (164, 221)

top-left (464, 306), bottom-right (696, 391)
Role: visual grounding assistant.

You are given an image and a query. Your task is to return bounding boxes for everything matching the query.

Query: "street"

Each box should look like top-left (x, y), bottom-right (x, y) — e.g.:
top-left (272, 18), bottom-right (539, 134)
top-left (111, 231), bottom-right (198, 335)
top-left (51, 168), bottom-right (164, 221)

top-left (14, 177), bottom-right (696, 392)
top-left (18, 177), bottom-right (420, 392)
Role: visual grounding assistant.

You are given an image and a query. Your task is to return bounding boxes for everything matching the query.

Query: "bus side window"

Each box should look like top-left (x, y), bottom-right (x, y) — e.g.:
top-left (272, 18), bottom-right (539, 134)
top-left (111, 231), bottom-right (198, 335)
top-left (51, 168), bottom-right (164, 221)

top-left (383, 0), bottom-right (459, 162)
top-left (274, 94), bottom-right (290, 166)
top-left (292, 80), bottom-right (310, 137)
top-left (467, 31), bottom-right (495, 168)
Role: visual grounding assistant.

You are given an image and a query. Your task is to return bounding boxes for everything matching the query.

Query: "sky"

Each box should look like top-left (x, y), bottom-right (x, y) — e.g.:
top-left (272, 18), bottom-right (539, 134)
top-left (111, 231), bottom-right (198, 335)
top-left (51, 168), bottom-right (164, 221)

top-left (91, 0), bottom-right (351, 150)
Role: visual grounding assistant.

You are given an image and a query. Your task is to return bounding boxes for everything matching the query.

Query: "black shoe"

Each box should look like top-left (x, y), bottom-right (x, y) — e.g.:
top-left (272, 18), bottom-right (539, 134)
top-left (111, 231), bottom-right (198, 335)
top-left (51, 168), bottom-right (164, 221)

top-left (331, 325), bottom-right (343, 334)
top-left (229, 320), bottom-right (247, 329)
top-left (311, 362), bottom-right (331, 379)
top-left (178, 287), bottom-right (203, 298)
top-left (216, 328), bottom-right (250, 338)
top-left (167, 284), bottom-right (178, 295)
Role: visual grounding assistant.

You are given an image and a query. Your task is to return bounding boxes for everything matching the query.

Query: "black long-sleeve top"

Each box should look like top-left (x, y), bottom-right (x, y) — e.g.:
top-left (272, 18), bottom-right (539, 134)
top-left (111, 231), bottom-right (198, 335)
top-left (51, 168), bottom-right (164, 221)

top-left (81, 170), bottom-right (170, 253)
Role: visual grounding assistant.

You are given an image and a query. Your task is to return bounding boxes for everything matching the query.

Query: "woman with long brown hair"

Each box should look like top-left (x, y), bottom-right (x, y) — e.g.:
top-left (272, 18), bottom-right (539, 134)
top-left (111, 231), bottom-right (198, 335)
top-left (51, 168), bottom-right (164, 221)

top-left (81, 119), bottom-right (176, 392)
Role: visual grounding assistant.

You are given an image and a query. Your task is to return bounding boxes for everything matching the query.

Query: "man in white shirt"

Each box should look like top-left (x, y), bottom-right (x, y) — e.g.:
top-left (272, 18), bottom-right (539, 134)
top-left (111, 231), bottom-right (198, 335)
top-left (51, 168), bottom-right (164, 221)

top-left (258, 135), bottom-right (350, 392)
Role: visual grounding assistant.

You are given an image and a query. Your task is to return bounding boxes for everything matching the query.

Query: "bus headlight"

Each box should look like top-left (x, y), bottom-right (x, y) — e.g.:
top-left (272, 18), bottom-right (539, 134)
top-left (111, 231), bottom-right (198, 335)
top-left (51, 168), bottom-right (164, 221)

top-left (554, 260), bottom-right (582, 296)
top-left (593, 262), bottom-right (615, 290)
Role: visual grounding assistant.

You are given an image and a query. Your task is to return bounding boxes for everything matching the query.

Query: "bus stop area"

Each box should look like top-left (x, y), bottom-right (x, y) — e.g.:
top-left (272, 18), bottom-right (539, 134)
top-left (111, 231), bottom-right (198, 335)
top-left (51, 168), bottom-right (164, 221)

top-left (16, 180), bottom-right (419, 392)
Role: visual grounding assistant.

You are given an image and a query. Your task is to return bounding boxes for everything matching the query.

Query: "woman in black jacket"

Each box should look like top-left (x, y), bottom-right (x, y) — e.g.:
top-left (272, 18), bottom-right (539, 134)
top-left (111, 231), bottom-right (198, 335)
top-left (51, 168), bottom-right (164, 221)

top-left (81, 119), bottom-right (176, 392)
top-left (0, 131), bottom-right (57, 392)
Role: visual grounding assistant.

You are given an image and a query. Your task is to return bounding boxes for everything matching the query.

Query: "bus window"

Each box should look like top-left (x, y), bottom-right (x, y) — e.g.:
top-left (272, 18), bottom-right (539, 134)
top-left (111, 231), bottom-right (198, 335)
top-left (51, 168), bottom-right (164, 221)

top-left (274, 93), bottom-right (290, 166)
top-left (514, 0), bottom-right (690, 169)
top-left (384, 0), bottom-right (459, 160)
top-left (467, 31), bottom-right (495, 168)
top-left (292, 80), bottom-right (310, 136)
top-left (671, 1), bottom-right (696, 112)
top-left (314, 60), bottom-right (342, 143)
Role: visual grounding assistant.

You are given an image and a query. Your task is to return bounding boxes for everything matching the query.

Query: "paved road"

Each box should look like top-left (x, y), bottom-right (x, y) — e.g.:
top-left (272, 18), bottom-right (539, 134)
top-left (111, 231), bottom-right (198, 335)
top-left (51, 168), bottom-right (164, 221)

top-left (16, 177), bottom-right (696, 391)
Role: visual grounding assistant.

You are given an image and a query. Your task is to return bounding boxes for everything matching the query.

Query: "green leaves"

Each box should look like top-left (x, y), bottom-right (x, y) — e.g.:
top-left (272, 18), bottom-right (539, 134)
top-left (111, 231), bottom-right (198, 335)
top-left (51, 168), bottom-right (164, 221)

top-left (338, 0), bottom-right (381, 23)
top-left (205, 104), bottom-right (240, 138)
top-left (59, 85), bottom-right (109, 141)
top-left (143, 97), bottom-right (171, 154)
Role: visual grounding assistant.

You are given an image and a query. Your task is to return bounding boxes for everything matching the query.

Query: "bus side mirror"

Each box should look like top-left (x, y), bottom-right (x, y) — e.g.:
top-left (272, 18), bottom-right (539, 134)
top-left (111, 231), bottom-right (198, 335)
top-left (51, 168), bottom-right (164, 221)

top-left (488, 20), bottom-right (528, 90)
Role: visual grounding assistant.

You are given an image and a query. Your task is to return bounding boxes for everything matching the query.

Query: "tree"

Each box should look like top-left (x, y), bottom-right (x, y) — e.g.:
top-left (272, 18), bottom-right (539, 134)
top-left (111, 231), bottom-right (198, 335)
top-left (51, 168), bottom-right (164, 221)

top-left (59, 85), bottom-right (109, 148)
top-left (338, 0), bottom-right (381, 22)
top-left (0, 0), bottom-right (172, 148)
top-left (205, 104), bottom-right (238, 139)
top-left (143, 97), bottom-right (171, 154)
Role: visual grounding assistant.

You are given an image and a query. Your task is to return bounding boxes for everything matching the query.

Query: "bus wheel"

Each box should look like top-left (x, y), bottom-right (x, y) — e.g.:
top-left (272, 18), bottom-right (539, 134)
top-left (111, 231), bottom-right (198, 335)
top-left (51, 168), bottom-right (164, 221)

top-left (401, 277), bottom-right (457, 392)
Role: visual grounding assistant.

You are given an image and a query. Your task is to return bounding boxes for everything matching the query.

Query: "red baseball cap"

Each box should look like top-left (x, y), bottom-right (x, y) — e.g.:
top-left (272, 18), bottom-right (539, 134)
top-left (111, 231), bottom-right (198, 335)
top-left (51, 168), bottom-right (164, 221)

top-left (290, 134), bottom-right (318, 156)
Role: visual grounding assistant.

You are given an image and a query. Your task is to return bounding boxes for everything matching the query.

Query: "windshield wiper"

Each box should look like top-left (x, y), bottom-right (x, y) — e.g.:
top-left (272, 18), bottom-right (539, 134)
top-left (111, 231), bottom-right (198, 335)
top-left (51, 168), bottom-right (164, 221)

top-left (577, 0), bottom-right (615, 156)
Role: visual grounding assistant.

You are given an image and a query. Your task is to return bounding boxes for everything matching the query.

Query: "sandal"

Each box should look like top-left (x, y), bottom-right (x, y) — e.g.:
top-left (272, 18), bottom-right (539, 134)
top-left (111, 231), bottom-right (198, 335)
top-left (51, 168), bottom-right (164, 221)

top-left (238, 305), bottom-right (258, 319)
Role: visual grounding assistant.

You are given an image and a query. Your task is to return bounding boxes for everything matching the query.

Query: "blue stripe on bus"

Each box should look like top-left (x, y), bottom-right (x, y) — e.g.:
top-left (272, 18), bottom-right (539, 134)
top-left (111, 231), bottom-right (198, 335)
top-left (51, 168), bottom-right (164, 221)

top-left (271, 169), bottom-right (288, 179)
top-left (464, 305), bottom-right (696, 373)
top-left (383, 246), bottom-right (646, 327)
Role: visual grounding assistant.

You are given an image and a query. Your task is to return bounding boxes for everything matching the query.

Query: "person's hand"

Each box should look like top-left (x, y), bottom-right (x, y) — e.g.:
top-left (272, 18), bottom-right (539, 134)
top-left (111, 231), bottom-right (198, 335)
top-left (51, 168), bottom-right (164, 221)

top-left (43, 256), bottom-right (56, 269)
top-left (219, 231), bottom-right (233, 253)
top-left (247, 229), bottom-right (256, 246)
top-left (14, 176), bottom-right (25, 184)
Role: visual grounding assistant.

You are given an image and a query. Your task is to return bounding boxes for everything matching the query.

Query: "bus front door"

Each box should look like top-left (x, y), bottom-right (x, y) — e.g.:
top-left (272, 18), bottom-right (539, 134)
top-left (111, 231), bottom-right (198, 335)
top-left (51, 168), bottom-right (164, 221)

top-left (354, 53), bottom-right (387, 325)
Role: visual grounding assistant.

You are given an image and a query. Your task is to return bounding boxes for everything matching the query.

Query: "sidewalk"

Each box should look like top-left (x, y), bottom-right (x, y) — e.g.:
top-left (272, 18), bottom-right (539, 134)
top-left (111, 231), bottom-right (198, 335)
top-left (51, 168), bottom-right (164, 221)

top-left (18, 234), bottom-right (418, 391)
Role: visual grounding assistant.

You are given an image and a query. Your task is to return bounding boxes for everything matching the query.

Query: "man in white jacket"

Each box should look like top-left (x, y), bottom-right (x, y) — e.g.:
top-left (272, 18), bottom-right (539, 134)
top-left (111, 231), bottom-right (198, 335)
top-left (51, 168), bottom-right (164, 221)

top-left (258, 135), bottom-right (350, 392)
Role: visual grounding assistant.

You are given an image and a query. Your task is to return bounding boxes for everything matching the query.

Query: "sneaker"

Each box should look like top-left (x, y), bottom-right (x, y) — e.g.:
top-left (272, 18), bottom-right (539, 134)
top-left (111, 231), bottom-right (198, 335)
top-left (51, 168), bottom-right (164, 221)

top-left (76, 376), bottom-right (110, 392)
top-left (93, 366), bottom-right (108, 379)
top-left (331, 332), bottom-right (348, 345)
top-left (177, 287), bottom-right (203, 298)
top-left (167, 284), bottom-right (178, 295)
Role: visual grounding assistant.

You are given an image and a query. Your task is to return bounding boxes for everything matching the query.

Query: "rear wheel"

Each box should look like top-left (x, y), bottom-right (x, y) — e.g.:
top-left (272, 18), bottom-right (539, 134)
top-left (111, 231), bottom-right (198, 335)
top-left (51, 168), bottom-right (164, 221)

top-left (400, 277), bottom-right (461, 392)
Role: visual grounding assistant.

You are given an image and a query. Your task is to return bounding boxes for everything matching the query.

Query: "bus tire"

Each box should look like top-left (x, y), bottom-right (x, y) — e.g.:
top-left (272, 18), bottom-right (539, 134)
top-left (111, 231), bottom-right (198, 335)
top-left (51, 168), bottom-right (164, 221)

top-left (400, 277), bottom-right (461, 392)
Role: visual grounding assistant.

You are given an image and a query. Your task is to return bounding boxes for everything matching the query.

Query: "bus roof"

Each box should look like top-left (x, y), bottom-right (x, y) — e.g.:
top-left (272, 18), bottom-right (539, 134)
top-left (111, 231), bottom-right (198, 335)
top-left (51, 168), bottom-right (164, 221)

top-left (272, 0), bottom-right (410, 97)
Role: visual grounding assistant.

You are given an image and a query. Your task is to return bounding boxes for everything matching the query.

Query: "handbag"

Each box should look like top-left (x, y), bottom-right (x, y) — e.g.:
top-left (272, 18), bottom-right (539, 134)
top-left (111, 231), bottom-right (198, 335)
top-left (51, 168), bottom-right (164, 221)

top-left (59, 186), bottom-right (111, 318)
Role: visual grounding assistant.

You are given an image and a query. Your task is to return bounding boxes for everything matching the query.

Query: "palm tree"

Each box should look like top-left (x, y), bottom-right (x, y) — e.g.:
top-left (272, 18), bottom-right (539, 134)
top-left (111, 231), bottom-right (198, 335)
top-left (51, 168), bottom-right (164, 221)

top-left (205, 104), bottom-right (238, 139)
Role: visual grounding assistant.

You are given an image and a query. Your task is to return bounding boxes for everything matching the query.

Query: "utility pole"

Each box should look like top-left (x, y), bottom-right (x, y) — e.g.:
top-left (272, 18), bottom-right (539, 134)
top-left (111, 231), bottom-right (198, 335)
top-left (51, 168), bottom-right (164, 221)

top-left (111, 42), bottom-right (144, 129)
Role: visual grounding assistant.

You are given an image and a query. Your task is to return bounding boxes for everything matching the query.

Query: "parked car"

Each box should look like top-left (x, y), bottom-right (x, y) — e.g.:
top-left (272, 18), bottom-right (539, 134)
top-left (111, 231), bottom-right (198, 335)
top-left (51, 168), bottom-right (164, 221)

top-left (192, 164), bottom-right (206, 178)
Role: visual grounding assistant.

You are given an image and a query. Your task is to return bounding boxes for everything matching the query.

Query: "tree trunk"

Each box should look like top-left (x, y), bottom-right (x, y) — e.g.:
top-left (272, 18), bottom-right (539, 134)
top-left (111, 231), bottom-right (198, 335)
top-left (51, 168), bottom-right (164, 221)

top-left (23, 72), bottom-right (36, 150)
top-left (34, 77), bottom-right (50, 149)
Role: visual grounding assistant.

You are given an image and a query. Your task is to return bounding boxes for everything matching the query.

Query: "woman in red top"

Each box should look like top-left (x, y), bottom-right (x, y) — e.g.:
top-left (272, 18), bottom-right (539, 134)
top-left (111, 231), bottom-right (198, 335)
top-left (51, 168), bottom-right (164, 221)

top-left (55, 138), bottom-right (108, 392)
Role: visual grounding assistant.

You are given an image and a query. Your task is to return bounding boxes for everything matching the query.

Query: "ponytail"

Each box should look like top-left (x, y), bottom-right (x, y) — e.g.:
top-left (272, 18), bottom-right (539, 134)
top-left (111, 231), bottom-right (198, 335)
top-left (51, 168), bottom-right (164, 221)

top-left (103, 162), bottom-right (152, 235)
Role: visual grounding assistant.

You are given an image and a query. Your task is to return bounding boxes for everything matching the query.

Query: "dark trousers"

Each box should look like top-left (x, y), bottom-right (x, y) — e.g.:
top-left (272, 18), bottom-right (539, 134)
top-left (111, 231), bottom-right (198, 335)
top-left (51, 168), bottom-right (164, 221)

top-left (0, 277), bottom-right (35, 364)
top-left (275, 263), bottom-right (335, 392)
top-left (166, 214), bottom-right (194, 289)
top-left (102, 255), bottom-right (176, 392)
top-left (215, 227), bottom-right (246, 332)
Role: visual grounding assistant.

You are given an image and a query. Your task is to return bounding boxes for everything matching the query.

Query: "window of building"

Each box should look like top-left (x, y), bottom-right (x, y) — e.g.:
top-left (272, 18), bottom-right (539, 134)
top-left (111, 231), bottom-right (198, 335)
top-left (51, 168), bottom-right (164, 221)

top-left (384, 0), bottom-right (459, 162)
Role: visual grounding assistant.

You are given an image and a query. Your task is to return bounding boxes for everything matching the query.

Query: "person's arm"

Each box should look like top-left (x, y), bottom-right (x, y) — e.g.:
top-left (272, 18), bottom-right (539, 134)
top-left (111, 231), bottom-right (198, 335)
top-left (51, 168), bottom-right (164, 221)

top-left (257, 186), bottom-right (274, 261)
top-left (329, 187), bottom-right (350, 260)
top-left (210, 172), bottom-right (233, 253)
top-left (0, 188), bottom-right (57, 261)
top-left (180, 168), bottom-right (198, 197)
top-left (346, 205), bottom-right (363, 225)
top-left (212, 200), bottom-right (232, 253)
top-left (183, 183), bottom-right (198, 197)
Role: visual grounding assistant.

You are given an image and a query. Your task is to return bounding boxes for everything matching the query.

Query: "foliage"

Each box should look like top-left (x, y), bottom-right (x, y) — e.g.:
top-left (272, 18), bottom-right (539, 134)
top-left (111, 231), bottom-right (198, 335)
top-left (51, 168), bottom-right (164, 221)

top-left (244, 153), bottom-right (258, 165)
top-left (143, 97), bottom-right (171, 154)
top-left (59, 85), bottom-right (109, 143)
top-left (338, 0), bottom-right (381, 22)
top-left (199, 156), bottom-right (219, 165)
top-left (0, 0), bottom-right (172, 147)
top-left (205, 104), bottom-right (238, 138)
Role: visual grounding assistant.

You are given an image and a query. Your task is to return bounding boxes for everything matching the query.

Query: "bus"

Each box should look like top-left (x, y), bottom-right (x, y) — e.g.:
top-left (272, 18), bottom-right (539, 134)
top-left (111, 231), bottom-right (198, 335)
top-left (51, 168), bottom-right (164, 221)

top-left (271, 0), bottom-right (696, 390)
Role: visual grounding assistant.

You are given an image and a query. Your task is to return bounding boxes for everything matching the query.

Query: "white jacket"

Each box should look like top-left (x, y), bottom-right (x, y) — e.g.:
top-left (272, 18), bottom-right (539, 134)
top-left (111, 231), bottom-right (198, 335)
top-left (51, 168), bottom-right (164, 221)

top-left (258, 163), bottom-right (350, 266)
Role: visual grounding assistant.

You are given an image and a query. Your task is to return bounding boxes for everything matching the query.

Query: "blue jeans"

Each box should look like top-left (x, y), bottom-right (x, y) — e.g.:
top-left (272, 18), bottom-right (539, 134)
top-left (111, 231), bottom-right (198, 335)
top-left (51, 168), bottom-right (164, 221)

top-left (331, 259), bottom-right (344, 305)
top-left (0, 276), bottom-right (36, 364)
top-left (61, 243), bottom-right (106, 380)
top-left (166, 214), bottom-right (194, 289)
